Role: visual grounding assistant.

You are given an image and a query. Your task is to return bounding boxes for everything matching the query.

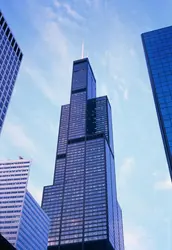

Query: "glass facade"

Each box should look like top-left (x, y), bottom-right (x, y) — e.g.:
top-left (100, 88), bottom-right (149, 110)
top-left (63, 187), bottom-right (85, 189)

top-left (42, 58), bottom-right (125, 250)
top-left (16, 191), bottom-right (49, 250)
top-left (84, 138), bottom-right (107, 242)
top-left (142, 26), bottom-right (172, 180)
top-left (0, 11), bottom-right (23, 135)
top-left (0, 159), bottom-right (49, 249)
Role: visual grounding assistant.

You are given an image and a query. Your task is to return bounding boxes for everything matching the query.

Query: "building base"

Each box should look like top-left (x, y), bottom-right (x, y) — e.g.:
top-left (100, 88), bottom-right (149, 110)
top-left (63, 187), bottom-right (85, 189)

top-left (48, 239), bottom-right (114, 250)
top-left (0, 234), bottom-right (16, 250)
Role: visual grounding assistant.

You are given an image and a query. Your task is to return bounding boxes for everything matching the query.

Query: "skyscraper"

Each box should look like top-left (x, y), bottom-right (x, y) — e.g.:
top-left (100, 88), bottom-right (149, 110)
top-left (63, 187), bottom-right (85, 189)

top-left (42, 58), bottom-right (124, 250)
top-left (0, 158), bottom-right (50, 249)
top-left (142, 26), bottom-right (172, 181)
top-left (0, 11), bottom-right (23, 135)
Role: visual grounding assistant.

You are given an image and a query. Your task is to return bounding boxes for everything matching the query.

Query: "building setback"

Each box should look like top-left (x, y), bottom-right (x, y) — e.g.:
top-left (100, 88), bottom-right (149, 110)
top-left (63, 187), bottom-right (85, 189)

top-left (0, 158), bottom-right (49, 250)
top-left (142, 26), bottom-right (172, 181)
top-left (0, 10), bottom-right (23, 135)
top-left (42, 58), bottom-right (125, 250)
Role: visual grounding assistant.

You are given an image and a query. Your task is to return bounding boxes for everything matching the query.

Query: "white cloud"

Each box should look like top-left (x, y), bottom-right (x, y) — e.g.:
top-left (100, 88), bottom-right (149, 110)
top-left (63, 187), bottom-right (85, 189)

top-left (24, 60), bottom-right (70, 106)
top-left (24, 65), bottom-right (59, 106)
top-left (3, 121), bottom-right (36, 155)
top-left (57, 15), bottom-right (82, 30)
top-left (85, 0), bottom-right (91, 6)
top-left (125, 226), bottom-right (154, 250)
top-left (124, 88), bottom-right (129, 100)
top-left (84, 0), bottom-right (101, 9)
top-left (23, 4), bottom-right (73, 106)
top-left (152, 171), bottom-right (157, 177)
top-left (120, 157), bottom-right (135, 176)
top-left (27, 182), bottom-right (43, 205)
top-left (63, 3), bottom-right (84, 21)
top-left (44, 6), bottom-right (58, 19)
top-left (49, 121), bottom-right (58, 136)
top-left (54, 1), bottom-right (84, 21)
top-left (129, 48), bottom-right (136, 57)
top-left (27, 3), bottom-right (70, 61)
top-left (154, 178), bottom-right (172, 190)
top-left (98, 83), bottom-right (109, 97)
top-left (40, 20), bottom-right (68, 59)
top-left (54, 0), bottom-right (61, 8)
top-left (125, 231), bottom-right (141, 249)
top-left (101, 50), bottom-right (130, 101)
top-left (0, 154), bottom-right (8, 160)
top-left (118, 157), bottom-right (135, 187)
top-left (118, 80), bottom-right (129, 100)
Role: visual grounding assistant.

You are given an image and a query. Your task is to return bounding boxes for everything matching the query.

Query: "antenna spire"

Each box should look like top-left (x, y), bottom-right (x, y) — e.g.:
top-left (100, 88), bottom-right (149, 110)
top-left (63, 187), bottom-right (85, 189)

top-left (81, 41), bottom-right (84, 59)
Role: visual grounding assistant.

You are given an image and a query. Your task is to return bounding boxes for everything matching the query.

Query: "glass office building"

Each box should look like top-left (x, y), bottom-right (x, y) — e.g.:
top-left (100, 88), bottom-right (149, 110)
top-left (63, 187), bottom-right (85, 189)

top-left (0, 11), bottom-right (23, 135)
top-left (42, 58), bottom-right (125, 250)
top-left (16, 191), bottom-right (50, 250)
top-left (0, 158), bottom-right (49, 249)
top-left (142, 26), bottom-right (172, 181)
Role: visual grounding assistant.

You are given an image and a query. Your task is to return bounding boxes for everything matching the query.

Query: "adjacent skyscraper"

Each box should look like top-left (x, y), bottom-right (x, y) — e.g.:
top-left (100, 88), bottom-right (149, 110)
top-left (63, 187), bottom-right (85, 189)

top-left (142, 26), bottom-right (172, 181)
top-left (0, 158), bottom-right (49, 250)
top-left (42, 58), bottom-right (125, 250)
top-left (0, 11), bottom-right (23, 135)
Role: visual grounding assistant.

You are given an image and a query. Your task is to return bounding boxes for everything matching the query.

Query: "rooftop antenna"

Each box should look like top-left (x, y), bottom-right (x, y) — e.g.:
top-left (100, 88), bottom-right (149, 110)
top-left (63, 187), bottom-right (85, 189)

top-left (81, 41), bottom-right (84, 59)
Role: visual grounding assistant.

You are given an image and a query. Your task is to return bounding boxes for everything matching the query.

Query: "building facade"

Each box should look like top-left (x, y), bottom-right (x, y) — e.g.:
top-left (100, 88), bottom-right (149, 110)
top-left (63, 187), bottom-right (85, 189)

top-left (142, 26), bottom-right (172, 181)
top-left (16, 191), bottom-right (50, 250)
top-left (42, 58), bottom-right (125, 250)
top-left (0, 10), bottom-right (23, 135)
top-left (0, 158), bottom-right (49, 250)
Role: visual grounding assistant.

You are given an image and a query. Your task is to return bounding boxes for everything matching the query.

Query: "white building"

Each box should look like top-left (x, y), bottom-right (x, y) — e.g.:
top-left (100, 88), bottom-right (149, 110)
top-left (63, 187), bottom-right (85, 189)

top-left (0, 158), bottom-right (49, 250)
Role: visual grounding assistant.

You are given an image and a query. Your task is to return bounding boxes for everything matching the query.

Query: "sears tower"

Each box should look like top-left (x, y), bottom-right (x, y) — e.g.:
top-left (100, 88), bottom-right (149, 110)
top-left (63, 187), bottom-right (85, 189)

top-left (42, 58), bottom-right (125, 250)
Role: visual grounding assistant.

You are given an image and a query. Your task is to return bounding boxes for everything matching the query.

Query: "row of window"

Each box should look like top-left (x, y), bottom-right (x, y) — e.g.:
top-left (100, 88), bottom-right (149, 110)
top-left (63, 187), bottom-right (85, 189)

top-left (0, 199), bottom-right (23, 204)
top-left (0, 183), bottom-right (26, 188)
top-left (0, 169), bottom-right (29, 173)
top-left (1, 173), bottom-right (28, 178)
top-left (0, 177), bottom-right (27, 181)
top-left (0, 195), bottom-right (24, 199)
top-left (0, 190), bottom-right (25, 194)
top-left (0, 204), bottom-right (22, 209)
top-left (0, 225), bottom-right (18, 229)
top-left (0, 161), bottom-right (29, 166)
top-left (0, 24), bottom-right (22, 59)
top-left (1, 209), bottom-right (21, 213)
top-left (43, 197), bottom-right (106, 211)
top-left (61, 214), bottom-right (106, 224)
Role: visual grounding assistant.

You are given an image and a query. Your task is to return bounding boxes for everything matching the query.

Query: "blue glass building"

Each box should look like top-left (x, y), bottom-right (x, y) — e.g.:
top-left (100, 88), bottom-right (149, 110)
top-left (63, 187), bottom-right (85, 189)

top-left (42, 58), bottom-right (125, 250)
top-left (16, 191), bottom-right (50, 250)
top-left (0, 11), bottom-right (23, 135)
top-left (142, 26), bottom-right (172, 181)
top-left (0, 158), bottom-right (49, 249)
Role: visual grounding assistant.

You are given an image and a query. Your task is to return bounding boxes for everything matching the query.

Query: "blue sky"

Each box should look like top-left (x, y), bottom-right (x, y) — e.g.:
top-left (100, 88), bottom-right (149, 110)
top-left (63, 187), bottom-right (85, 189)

top-left (0, 0), bottom-right (172, 249)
